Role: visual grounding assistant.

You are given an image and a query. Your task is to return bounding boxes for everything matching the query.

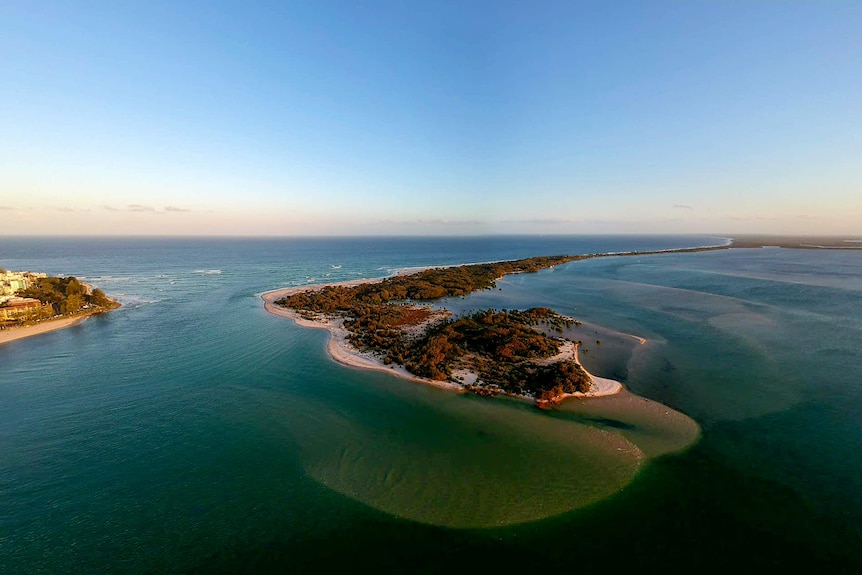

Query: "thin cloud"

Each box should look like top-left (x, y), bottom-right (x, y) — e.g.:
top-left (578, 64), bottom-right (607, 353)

top-left (374, 218), bottom-right (487, 226)
top-left (127, 204), bottom-right (156, 213)
top-left (55, 207), bottom-right (77, 212)
top-left (729, 215), bottom-right (780, 221)
top-left (417, 218), bottom-right (485, 226)
top-left (573, 218), bottom-right (625, 225)
top-left (673, 204), bottom-right (694, 210)
top-left (104, 204), bottom-right (186, 214)
top-left (0, 205), bottom-right (14, 211)
top-left (504, 218), bottom-right (583, 225)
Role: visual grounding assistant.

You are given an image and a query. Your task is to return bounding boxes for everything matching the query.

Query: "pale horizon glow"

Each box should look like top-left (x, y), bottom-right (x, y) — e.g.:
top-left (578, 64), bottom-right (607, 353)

top-left (1, 1), bottom-right (860, 236)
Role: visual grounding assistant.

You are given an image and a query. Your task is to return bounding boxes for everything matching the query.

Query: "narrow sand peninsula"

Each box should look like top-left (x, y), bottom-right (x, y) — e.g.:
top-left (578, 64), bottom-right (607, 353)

top-left (262, 280), bottom-right (624, 402)
top-left (0, 315), bottom-right (89, 346)
top-left (533, 339), bottom-right (622, 398)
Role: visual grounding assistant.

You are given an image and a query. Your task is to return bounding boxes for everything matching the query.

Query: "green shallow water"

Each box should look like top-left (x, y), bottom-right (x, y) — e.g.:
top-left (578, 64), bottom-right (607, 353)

top-left (251, 321), bottom-right (698, 529)
top-left (294, 377), bottom-right (643, 529)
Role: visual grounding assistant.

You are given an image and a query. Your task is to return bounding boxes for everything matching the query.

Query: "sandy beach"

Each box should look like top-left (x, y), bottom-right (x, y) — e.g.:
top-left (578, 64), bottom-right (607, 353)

top-left (261, 281), bottom-right (625, 402)
top-left (0, 299), bottom-right (122, 347)
top-left (262, 283), bottom-right (463, 392)
top-left (0, 315), bottom-right (90, 346)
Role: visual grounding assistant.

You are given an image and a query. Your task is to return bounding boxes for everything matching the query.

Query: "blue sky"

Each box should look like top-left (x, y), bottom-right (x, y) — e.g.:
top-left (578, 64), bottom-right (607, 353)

top-left (1, 0), bottom-right (860, 235)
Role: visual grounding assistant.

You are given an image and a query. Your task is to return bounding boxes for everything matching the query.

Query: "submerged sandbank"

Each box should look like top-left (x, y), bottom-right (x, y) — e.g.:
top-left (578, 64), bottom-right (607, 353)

top-left (262, 274), bottom-right (701, 528)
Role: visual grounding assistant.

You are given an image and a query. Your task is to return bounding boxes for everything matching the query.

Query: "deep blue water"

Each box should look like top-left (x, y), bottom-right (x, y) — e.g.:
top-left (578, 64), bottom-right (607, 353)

top-left (2, 235), bottom-right (861, 573)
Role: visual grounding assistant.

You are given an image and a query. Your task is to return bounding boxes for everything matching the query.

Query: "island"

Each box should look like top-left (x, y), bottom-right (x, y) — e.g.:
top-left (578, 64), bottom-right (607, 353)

top-left (0, 269), bottom-right (120, 346)
top-left (264, 234), bottom-right (862, 406)
top-left (263, 252), bottom-right (689, 406)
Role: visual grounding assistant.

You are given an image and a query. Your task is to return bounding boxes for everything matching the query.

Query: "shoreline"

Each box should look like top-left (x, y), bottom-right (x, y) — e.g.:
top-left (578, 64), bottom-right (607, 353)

top-left (0, 302), bottom-right (121, 347)
top-left (262, 282), bottom-right (624, 403)
top-left (262, 283), bottom-right (463, 393)
top-left (534, 339), bottom-right (624, 408)
top-left (1, 314), bottom-right (91, 346)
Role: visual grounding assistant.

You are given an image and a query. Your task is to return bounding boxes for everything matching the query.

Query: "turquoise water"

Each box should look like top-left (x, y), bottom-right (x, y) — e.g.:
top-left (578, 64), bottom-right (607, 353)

top-left (1, 236), bottom-right (861, 572)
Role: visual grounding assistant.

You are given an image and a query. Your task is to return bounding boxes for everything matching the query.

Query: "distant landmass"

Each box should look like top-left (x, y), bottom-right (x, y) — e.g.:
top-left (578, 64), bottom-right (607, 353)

top-left (0, 269), bottom-right (119, 345)
top-left (729, 235), bottom-right (862, 249)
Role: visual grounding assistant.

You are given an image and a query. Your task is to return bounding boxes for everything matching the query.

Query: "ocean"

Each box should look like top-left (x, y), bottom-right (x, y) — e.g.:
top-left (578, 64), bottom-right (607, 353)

top-left (1, 235), bottom-right (860, 572)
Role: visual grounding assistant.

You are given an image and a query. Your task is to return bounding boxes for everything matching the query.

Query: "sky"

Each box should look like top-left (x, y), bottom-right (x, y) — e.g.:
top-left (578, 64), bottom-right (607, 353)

top-left (1, 0), bottom-right (860, 236)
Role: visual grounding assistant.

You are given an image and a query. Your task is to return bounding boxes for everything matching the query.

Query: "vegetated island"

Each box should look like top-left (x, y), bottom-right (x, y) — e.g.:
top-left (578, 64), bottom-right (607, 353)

top-left (0, 270), bottom-right (120, 346)
top-left (263, 246), bottom-right (724, 407)
top-left (264, 235), bottom-right (862, 404)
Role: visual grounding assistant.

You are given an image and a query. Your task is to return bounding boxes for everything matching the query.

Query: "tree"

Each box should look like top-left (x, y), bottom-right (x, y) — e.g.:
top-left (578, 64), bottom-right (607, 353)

top-left (66, 277), bottom-right (84, 296)
top-left (61, 294), bottom-right (84, 315)
top-left (89, 288), bottom-right (111, 307)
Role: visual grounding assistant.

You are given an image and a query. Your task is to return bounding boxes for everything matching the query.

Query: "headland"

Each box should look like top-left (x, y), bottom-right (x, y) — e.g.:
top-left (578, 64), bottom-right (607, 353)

top-left (0, 271), bottom-right (119, 346)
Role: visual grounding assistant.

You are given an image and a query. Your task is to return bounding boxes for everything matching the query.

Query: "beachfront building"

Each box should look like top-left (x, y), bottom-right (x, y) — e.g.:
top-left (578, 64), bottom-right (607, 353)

top-left (0, 270), bottom-right (47, 297)
top-left (0, 297), bottom-right (50, 322)
top-left (0, 271), bottom-right (51, 322)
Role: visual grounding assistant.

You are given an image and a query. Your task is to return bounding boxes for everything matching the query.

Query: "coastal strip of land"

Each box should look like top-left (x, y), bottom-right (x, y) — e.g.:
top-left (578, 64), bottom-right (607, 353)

top-left (265, 236), bottom-right (861, 405)
top-left (0, 314), bottom-right (92, 346)
top-left (1, 272), bottom-right (120, 347)
top-left (729, 235), bottom-right (862, 249)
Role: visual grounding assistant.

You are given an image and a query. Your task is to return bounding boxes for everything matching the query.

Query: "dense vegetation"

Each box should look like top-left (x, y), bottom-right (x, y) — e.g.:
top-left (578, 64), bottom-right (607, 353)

top-left (277, 247), bottom-right (726, 321)
top-left (16, 276), bottom-right (116, 317)
top-left (279, 247), bottom-right (728, 399)
top-left (396, 309), bottom-right (591, 399)
top-left (277, 255), bottom-right (593, 401)
top-left (279, 255), bottom-right (581, 313)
